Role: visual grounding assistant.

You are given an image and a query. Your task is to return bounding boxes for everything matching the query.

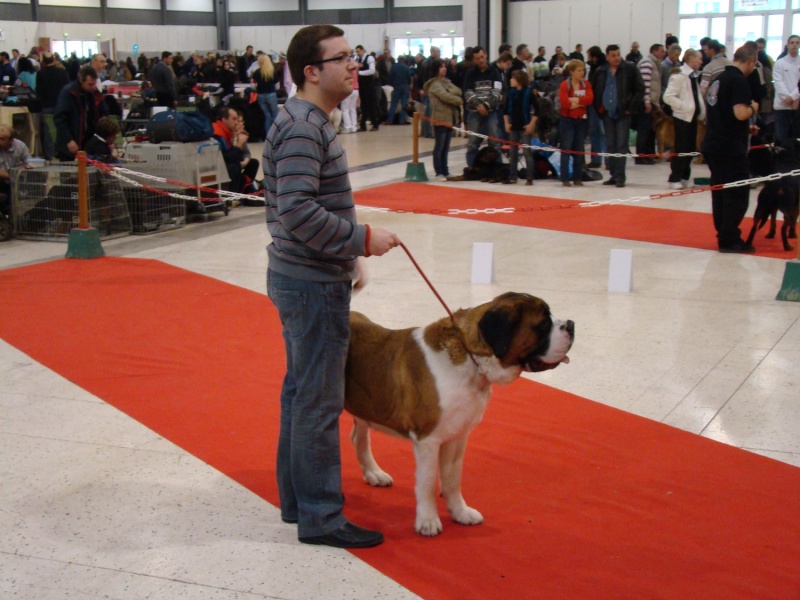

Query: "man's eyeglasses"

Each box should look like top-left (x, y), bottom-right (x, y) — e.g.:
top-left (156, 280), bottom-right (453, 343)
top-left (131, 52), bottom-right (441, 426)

top-left (309, 52), bottom-right (356, 66)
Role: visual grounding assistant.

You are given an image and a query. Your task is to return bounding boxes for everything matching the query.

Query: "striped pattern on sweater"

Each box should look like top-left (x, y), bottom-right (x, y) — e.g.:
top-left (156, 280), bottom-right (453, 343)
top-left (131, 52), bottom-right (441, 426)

top-left (263, 96), bottom-right (366, 282)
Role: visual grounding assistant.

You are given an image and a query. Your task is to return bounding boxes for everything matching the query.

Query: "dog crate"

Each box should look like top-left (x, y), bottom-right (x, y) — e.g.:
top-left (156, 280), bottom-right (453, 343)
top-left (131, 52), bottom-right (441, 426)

top-left (120, 183), bottom-right (186, 235)
top-left (11, 165), bottom-right (132, 241)
top-left (123, 141), bottom-right (230, 219)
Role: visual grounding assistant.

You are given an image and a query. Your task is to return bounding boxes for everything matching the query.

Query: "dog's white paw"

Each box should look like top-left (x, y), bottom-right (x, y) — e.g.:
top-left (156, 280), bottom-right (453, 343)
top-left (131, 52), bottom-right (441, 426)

top-left (363, 468), bottom-right (393, 487)
top-left (415, 516), bottom-right (443, 537)
top-left (451, 506), bottom-right (484, 526)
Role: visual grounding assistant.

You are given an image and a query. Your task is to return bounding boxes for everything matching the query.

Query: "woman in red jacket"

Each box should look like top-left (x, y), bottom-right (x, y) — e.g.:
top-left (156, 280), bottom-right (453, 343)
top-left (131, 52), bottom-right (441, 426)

top-left (558, 60), bottom-right (594, 186)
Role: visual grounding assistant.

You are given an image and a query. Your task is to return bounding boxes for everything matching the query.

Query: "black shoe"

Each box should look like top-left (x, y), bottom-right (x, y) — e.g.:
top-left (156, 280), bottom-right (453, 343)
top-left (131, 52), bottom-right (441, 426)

top-left (719, 242), bottom-right (756, 254)
top-left (603, 178), bottom-right (617, 186)
top-left (615, 180), bottom-right (626, 188)
top-left (282, 516), bottom-right (298, 524)
top-left (299, 522), bottom-right (384, 549)
top-left (371, 126), bottom-right (380, 131)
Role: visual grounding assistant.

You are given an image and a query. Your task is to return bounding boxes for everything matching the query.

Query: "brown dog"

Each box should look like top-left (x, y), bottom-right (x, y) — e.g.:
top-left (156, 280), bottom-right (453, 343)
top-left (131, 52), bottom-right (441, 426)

top-left (652, 111), bottom-right (675, 163)
top-left (344, 292), bottom-right (574, 536)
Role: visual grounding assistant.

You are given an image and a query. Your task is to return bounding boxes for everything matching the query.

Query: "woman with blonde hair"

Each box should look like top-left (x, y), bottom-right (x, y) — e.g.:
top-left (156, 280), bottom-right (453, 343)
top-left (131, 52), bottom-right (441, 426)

top-left (252, 53), bottom-right (279, 138)
top-left (662, 48), bottom-right (705, 189)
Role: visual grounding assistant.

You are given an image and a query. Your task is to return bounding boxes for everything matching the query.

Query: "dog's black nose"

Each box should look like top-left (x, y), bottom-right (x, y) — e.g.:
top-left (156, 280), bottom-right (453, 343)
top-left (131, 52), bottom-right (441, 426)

top-left (563, 320), bottom-right (575, 336)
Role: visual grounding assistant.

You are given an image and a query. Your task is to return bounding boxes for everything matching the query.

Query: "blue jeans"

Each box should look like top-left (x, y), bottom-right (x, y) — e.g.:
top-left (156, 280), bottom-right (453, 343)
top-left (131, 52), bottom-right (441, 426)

top-left (267, 269), bottom-right (351, 537)
top-left (258, 92), bottom-right (279, 139)
top-left (433, 125), bottom-right (452, 177)
top-left (507, 129), bottom-right (534, 181)
top-left (389, 86), bottom-right (410, 124)
top-left (587, 106), bottom-right (606, 167)
top-left (560, 117), bottom-right (587, 182)
top-left (466, 110), bottom-right (502, 167)
top-left (602, 114), bottom-right (632, 182)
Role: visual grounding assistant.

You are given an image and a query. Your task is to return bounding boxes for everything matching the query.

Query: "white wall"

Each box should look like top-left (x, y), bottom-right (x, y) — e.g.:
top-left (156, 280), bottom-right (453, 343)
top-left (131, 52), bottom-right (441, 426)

top-left (507, 0), bottom-right (680, 57)
top-left (0, 21), bottom-right (218, 56)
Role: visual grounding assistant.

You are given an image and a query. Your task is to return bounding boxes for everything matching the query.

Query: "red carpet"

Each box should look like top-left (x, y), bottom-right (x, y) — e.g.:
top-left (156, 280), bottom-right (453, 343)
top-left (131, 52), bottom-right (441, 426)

top-left (1, 257), bottom-right (799, 599)
top-left (355, 182), bottom-right (796, 259)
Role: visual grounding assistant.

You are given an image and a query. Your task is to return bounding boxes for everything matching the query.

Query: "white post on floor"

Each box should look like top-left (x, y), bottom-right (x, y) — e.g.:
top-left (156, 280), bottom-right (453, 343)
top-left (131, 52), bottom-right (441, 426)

top-left (608, 249), bottom-right (633, 293)
top-left (472, 242), bottom-right (495, 284)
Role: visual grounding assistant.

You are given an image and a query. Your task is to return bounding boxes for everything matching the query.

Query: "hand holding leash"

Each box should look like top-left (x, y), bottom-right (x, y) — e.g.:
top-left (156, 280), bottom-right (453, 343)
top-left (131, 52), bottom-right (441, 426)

top-left (367, 227), bottom-right (400, 257)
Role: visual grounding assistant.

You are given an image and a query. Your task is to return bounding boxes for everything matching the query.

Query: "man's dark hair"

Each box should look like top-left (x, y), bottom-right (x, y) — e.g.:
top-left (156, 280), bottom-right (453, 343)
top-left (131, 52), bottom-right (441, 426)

top-left (216, 106), bottom-right (237, 121)
top-left (472, 46), bottom-right (486, 56)
top-left (77, 65), bottom-right (98, 82)
top-left (161, 51), bottom-right (172, 60)
top-left (515, 43), bottom-right (528, 56)
top-left (287, 25), bottom-right (346, 89)
top-left (0, 52), bottom-right (9, 61)
top-left (587, 46), bottom-right (603, 59)
top-left (649, 43), bottom-right (664, 54)
top-left (605, 44), bottom-right (620, 55)
top-left (429, 57), bottom-right (443, 74)
top-left (498, 43), bottom-right (512, 56)
top-left (756, 37), bottom-right (767, 45)
top-left (707, 39), bottom-right (723, 54)
top-left (700, 37), bottom-right (711, 46)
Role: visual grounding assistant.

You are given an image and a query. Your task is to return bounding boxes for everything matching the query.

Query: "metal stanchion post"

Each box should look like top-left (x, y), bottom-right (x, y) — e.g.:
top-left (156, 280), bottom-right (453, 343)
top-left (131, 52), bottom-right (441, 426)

top-left (66, 151), bottom-right (105, 259)
top-left (404, 112), bottom-right (428, 182)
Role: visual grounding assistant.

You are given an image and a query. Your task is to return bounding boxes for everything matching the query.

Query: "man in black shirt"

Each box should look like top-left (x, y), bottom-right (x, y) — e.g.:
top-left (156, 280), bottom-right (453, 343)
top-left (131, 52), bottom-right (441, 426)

top-left (701, 45), bottom-right (760, 253)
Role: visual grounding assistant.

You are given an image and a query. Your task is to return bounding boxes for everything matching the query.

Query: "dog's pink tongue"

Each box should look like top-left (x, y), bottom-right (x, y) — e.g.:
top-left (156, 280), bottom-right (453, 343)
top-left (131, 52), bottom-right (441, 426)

top-left (561, 356), bottom-right (570, 364)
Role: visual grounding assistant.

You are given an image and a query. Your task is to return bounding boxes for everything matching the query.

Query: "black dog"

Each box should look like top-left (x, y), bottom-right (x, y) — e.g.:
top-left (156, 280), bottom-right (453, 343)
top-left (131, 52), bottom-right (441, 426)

top-left (746, 141), bottom-right (800, 251)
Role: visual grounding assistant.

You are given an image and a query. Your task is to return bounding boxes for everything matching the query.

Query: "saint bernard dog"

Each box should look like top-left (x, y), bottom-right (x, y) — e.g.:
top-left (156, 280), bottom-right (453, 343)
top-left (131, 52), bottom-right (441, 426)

top-left (345, 292), bottom-right (574, 536)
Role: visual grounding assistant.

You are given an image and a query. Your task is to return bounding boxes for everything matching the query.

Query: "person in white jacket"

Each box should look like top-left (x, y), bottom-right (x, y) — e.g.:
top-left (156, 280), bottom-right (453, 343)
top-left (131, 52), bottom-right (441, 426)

top-left (772, 35), bottom-right (800, 143)
top-left (663, 49), bottom-right (706, 189)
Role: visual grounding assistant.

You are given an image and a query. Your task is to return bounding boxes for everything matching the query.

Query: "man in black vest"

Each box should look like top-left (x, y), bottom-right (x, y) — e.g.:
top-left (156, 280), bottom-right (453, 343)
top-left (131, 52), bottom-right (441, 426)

top-left (355, 45), bottom-right (380, 131)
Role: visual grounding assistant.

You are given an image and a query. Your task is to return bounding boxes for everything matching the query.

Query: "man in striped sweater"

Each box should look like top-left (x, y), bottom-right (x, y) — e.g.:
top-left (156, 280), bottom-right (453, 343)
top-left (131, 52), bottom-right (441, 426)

top-left (263, 24), bottom-right (399, 550)
top-left (635, 43), bottom-right (666, 164)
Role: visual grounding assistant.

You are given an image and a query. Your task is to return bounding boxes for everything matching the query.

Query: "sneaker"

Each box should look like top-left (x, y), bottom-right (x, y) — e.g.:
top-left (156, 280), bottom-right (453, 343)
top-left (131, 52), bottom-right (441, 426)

top-left (681, 179), bottom-right (690, 188)
top-left (525, 179), bottom-right (533, 186)
top-left (437, 176), bottom-right (448, 182)
top-left (669, 181), bottom-right (683, 190)
top-left (562, 180), bottom-right (572, 187)
top-left (574, 180), bottom-right (584, 186)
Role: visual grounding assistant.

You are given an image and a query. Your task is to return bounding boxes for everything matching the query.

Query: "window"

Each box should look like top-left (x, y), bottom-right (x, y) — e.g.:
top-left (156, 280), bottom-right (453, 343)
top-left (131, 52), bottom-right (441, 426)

top-left (392, 36), bottom-right (464, 61)
top-left (51, 40), bottom-right (99, 60)
top-left (679, 0), bottom-right (730, 15)
top-left (680, 0), bottom-right (797, 57)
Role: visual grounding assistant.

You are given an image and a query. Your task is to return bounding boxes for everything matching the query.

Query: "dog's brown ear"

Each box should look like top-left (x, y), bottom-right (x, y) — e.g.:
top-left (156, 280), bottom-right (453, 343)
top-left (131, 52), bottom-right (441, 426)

top-left (478, 306), bottom-right (521, 358)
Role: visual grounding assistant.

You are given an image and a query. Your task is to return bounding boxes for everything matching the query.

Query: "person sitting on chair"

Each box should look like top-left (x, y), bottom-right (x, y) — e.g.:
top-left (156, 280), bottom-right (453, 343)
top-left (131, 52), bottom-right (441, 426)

top-left (212, 107), bottom-right (260, 195)
top-left (0, 124), bottom-right (32, 213)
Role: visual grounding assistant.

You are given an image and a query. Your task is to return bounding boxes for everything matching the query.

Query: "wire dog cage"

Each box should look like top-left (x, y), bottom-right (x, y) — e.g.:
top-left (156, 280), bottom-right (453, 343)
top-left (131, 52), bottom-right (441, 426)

top-left (11, 165), bottom-right (132, 241)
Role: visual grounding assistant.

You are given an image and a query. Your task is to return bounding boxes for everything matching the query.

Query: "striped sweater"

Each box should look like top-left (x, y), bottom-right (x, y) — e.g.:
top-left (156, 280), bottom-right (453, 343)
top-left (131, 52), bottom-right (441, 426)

top-left (263, 96), bottom-right (367, 282)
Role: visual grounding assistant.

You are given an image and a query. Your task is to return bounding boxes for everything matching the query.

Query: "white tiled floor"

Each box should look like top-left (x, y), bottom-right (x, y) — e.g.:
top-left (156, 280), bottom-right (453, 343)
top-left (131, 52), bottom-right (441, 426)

top-left (1, 126), bottom-right (799, 598)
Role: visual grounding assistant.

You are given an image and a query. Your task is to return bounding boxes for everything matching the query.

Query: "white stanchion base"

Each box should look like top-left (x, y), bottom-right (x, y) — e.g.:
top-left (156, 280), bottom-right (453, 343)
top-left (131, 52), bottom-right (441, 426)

top-left (608, 249), bottom-right (633, 293)
top-left (472, 242), bottom-right (495, 284)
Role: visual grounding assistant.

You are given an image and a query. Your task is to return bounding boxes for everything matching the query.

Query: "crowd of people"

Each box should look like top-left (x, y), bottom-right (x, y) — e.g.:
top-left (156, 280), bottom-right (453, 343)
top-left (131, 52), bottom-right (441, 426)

top-left (2, 30), bottom-right (799, 250)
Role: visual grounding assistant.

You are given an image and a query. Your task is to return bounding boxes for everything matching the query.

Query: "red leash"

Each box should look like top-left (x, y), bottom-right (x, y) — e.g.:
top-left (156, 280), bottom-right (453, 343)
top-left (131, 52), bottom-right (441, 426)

top-left (399, 241), bottom-right (455, 321)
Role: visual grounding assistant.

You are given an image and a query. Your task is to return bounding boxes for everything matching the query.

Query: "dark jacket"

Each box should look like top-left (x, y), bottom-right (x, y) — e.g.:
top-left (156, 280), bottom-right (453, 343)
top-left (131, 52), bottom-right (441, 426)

top-left (53, 80), bottom-right (108, 160)
top-left (592, 60), bottom-right (644, 117)
top-left (388, 61), bottom-right (411, 91)
top-left (36, 65), bottom-right (71, 110)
